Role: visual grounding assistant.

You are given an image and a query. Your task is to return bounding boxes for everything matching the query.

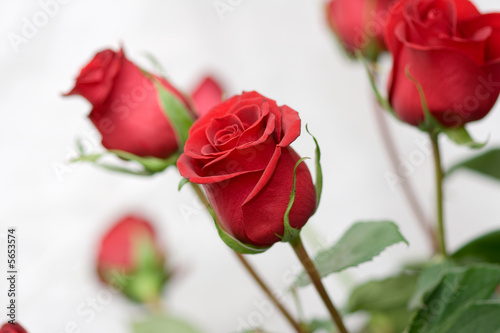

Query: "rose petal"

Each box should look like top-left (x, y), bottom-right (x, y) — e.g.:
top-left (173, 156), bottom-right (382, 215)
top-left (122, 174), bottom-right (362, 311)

top-left (385, 1), bottom-right (407, 55)
top-left (237, 106), bottom-right (276, 148)
top-left (187, 94), bottom-right (242, 138)
top-left (89, 57), bottom-right (179, 158)
top-left (201, 136), bottom-right (277, 177)
top-left (241, 147), bottom-right (316, 247)
top-left (191, 76), bottom-right (224, 118)
top-left (454, 0), bottom-right (481, 21)
top-left (389, 45), bottom-right (497, 127)
top-left (204, 171), bottom-right (264, 245)
top-left (403, 0), bottom-right (455, 45)
top-left (461, 13), bottom-right (500, 62)
top-left (234, 104), bottom-right (262, 128)
top-left (206, 114), bottom-right (244, 148)
top-left (178, 153), bottom-right (256, 184)
top-left (184, 126), bottom-right (219, 160)
top-left (65, 49), bottom-right (123, 106)
top-left (278, 105), bottom-right (301, 147)
top-left (242, 146), bottom-right (282, 206)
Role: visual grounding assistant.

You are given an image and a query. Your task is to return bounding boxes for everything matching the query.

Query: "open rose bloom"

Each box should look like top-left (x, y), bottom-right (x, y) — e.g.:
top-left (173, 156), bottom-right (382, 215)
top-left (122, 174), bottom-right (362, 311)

top-left (386, 0), bottom-right (500, 127)
top-left (178, 92), bottom-right (316, 251)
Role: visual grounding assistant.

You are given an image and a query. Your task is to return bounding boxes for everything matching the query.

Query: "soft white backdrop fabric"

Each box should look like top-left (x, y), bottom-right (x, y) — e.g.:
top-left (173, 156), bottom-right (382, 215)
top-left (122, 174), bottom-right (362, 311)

top-left (1, 0), bottom-right (499, 332)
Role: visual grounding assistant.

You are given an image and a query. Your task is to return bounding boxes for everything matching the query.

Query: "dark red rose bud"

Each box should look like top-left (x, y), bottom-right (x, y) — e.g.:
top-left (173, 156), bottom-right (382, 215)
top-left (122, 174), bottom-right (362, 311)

top-left (0, 323), bottom-right (28, 333)
top-left (178, 92), bottom-right (316, 250)
top-left (386, 0), bottom-right (500, 128)
top-left (65, 48), bottom-right (191, 159)
top-left (191, 76), bottom-right (224, 118)
top-left (97, 215), bottom-right (169, 303)
top-left (327, 0), bottom-right (394, 59)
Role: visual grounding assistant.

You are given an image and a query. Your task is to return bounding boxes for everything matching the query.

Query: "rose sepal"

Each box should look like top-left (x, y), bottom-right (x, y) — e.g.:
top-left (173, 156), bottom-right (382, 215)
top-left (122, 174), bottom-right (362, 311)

top-left (358, 53), bottom-right (397, 118)
top-left (101, 237), bottom-right (170, 304)
top-left (306, 125), bottom-right (323, 213)
top-left (278, 157), bottom-right (309, 243)
top-left (406, 67), bottom-right (488, 149)
top-left (72, 140), bottom-right (179, 175)
top-left (442, 127), bottom-right (488, 150)
top-left (149, 75), bottom-right (194, 149)
top-left (209, 207), bottom-right (269, 254)
top-left (110, 149), bottom-right (180, 172)
top-left (178, 177), bottom-right (190, 191)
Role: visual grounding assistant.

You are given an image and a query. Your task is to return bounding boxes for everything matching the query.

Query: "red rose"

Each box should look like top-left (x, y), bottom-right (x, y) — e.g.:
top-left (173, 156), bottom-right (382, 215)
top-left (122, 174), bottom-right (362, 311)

top-left (177, 92), bottom-right (316, 249)
top-left (65, 48), bottom-right (190, 158)
top-left (0, 323), bottom-right (27, 333)
top-left (327, 0), bottom-right (394, 59)
top-left (97, 215), bottom-right (169, 303)
top-left (191, 76), bottom-right (224, 118)
top-left (386, 0), bottom-right (500, 127)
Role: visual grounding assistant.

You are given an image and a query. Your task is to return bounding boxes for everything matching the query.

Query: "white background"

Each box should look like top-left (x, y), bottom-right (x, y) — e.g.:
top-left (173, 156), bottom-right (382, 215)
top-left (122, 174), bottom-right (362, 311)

top-left (1, 0), bottom-right (499, 332)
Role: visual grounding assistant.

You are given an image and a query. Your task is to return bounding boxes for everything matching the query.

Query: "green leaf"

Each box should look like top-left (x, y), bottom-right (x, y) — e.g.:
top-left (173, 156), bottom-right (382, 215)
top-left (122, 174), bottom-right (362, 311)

top-left (152, 78), bottom-right (194, 149)
top-left (362, 308), bottom-right (414, 333)
top-left (133, 314), bottom-right (202, 333)
top-left (280, 157), bottom-right (309, 243)
top-left (441, 300), bottom-right (500, 333)
top-left (306, 125), bottom-right (323, 213)
top-left (409, 260), bottom-right (457, 309)
top-left (348, 273), bottom-right (418, 313)
top-left (452, 230), bottom-right (500, 265)
top-left (348, 273), bottom-right (420, 333)
top-left (213, 216), bottom-right (268, 255)
top-left (407, 264), bottom-right (500, 333)
top-left (447, 148), bottom-right (500, 181)
top-left (294, 221), bottom-right (408, 287)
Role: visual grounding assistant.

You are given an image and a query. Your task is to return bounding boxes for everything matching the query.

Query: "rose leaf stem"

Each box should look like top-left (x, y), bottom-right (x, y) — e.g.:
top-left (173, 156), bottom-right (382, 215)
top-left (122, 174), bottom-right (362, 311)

top-left (290, 236), bottom-right (348, 333)
top-left (430, 133), bottom-right (447, 257)
top-left (368, 62), bottom-right (439, 253)
top-left (189, 183), bottom-right (306, 333)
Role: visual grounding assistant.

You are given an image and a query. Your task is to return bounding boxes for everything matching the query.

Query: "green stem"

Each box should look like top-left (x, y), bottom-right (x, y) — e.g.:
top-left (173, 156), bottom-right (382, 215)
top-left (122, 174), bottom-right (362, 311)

top-left (190, 183), bottom-right (306, 333)
top-left (290, 236), bottom-right (348, 333)
top-left (148, 296), bottom-right (164, 314)
top-left (430, 134), bottom-right (447, 257)
top-left (290, 286), bottom-right (305, 323)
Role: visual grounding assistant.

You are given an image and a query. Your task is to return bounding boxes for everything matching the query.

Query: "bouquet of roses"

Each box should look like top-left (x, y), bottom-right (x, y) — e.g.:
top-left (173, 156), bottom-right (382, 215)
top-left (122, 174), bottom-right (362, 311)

top-left (3, 0), bottom-right (500, 332)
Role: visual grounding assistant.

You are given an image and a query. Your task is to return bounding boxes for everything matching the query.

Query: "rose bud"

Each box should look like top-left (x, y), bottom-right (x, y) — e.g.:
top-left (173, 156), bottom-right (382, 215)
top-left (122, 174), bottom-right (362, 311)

top-left (0, 323), bottom-right (28, 333)
top-left (97, 215), bottom-right (170, 304)
top-left (177, 92), bottom-right (317, 252)
top-left (385, 0), bottom-right (500, 128)
top-left (191, 76), bottom-right (224, 118)
top-left (65, 48), bottom-right (192, 159)
top-left (326, 0), bottom-right (394, 60)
